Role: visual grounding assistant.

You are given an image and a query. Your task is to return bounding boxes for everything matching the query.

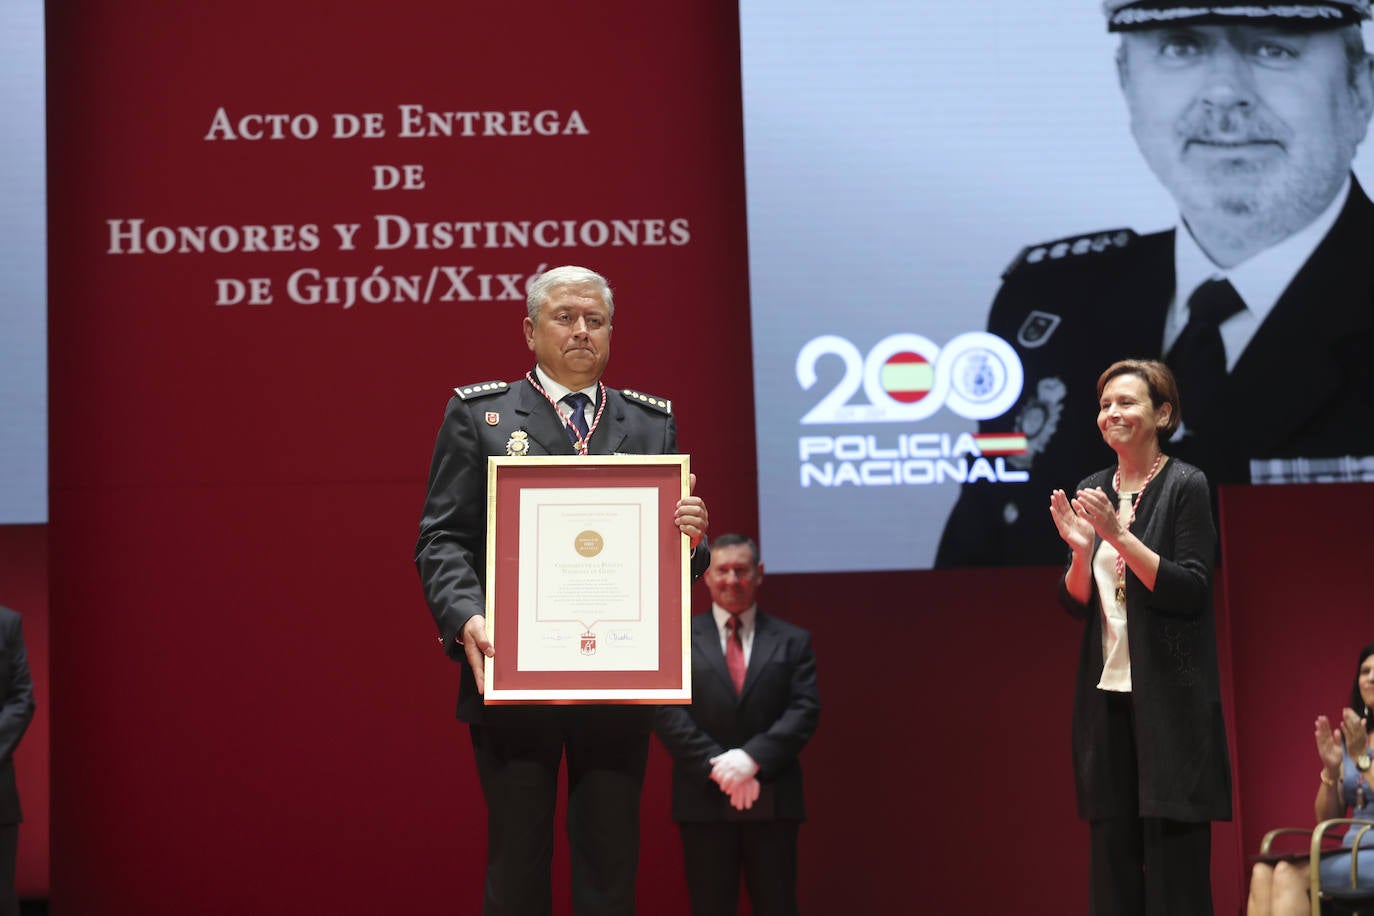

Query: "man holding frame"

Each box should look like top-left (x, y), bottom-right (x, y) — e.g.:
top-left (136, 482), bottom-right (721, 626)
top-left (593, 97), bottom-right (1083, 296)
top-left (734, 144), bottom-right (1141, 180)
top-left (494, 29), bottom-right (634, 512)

top-left (416, 265), bottom-right (710, 916)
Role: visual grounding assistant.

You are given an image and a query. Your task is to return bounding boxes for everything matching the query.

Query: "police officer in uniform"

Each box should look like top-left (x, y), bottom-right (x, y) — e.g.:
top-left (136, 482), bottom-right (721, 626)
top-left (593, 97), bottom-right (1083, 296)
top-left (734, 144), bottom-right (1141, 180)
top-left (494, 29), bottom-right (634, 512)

top-left (415, 265), bottom-right (710, 916)
top-left (938, 0), bottom-right (1374, 568)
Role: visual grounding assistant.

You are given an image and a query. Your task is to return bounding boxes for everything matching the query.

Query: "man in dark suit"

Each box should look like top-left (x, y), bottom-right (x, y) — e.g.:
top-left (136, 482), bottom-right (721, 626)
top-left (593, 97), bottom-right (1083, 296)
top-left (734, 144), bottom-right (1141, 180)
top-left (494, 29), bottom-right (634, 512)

top-left (937, 0), bottom-right (1374, 568)
top-left (653, 534), bottom-right (819, 916)
top-left (415, 265), bottom-right (711, 916)
top-left (0, 607), bottom-right (34, 916)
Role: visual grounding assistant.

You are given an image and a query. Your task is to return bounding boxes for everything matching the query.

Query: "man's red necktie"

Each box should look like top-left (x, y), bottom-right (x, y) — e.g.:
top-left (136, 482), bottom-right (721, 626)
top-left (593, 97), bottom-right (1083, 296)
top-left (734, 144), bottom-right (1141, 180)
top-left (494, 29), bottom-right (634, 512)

top-left (725, 615), bottom-right (746, 694)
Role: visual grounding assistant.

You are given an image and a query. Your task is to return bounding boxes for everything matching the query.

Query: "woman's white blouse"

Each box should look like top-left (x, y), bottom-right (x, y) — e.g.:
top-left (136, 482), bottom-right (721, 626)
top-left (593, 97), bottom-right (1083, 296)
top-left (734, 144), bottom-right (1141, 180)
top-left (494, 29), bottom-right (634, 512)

top-left (1093, 491), bottom-right (1135, 692)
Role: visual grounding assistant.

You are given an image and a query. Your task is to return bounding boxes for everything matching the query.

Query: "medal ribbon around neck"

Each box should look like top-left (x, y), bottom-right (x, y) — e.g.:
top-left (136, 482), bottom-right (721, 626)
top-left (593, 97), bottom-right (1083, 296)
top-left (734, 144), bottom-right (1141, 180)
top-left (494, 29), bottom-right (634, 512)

top-left (1111, 450), bottom-right (1163, 604)
top-left (526, 372), bottom-right (607, 455)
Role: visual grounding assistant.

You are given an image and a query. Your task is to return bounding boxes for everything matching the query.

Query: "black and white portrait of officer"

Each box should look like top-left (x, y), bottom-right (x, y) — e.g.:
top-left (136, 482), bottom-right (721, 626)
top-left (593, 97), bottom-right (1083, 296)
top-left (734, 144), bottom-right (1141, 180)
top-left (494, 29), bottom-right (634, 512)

top-left (939, 0), bottom-right (1374, 568)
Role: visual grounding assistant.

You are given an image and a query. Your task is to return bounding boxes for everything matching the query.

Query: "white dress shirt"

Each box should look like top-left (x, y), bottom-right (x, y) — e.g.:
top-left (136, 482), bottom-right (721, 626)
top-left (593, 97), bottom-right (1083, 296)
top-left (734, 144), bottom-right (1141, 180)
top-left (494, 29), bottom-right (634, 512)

top-left (533, 366), bottom-right (597, 431)
top-left (1167, 177), bottom-right (1350, 370)
top-left (712, 603), bottom-right (756, 667)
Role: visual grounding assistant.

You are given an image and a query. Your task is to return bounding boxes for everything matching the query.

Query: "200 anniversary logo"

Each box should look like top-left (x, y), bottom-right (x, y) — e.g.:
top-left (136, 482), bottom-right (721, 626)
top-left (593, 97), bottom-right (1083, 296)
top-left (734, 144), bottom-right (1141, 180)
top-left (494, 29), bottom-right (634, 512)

top-left (795, 332), bottom-right (1029, 487)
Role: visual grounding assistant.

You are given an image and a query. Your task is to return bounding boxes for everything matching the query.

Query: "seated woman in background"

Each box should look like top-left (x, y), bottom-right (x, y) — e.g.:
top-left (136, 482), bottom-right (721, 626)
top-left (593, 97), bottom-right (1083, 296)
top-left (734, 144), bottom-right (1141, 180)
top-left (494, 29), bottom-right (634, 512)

top-left (1247, 641), bottom-right (1374, 916)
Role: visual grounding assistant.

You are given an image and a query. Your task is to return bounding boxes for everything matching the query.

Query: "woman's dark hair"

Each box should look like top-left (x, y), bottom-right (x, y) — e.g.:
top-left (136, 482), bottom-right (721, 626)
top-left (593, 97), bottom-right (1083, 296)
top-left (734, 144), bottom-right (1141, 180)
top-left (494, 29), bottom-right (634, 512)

top-left (1351, 641), bottom-right (1374, 719)
top-left (1096, 359), bottom-right (1182, 439)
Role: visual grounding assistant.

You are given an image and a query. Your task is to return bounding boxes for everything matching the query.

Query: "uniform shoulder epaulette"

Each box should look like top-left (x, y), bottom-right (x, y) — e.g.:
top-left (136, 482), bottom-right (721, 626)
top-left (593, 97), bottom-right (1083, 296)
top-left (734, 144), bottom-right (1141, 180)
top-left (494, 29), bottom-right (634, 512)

top-left (620, 388), bottom-right (672, 415)
top-left (453, 380), bottom-right (510, 400)
top-left (1002, 228), bottom-right (1139, 278)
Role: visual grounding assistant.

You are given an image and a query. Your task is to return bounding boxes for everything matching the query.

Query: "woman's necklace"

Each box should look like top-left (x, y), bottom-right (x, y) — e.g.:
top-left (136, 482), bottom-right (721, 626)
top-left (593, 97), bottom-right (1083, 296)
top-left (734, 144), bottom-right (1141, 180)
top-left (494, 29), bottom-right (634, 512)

top-left (1111, 450), bottom-right (1164, 605)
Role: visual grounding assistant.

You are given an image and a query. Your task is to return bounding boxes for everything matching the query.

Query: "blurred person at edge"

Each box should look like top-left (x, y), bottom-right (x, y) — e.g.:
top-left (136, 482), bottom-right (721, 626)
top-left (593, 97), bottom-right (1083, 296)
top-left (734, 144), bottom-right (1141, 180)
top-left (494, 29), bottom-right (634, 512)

top-left (1247, 643), bottom-right (1374, 916)
top-left (0, 607), bottom-right (34, 916)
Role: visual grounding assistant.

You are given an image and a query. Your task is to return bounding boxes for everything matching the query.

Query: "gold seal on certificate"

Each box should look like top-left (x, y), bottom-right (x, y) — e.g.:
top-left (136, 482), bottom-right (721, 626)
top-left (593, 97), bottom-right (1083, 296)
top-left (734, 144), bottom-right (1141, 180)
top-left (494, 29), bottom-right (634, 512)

top-left (574, 530), bottom-right (604, 557)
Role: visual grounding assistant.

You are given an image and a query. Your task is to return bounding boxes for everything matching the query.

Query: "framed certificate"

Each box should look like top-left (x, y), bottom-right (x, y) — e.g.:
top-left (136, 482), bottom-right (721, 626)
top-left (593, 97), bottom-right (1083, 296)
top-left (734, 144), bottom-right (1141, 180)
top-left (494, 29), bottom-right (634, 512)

top-left (483, 454), bottom-right (692, 704)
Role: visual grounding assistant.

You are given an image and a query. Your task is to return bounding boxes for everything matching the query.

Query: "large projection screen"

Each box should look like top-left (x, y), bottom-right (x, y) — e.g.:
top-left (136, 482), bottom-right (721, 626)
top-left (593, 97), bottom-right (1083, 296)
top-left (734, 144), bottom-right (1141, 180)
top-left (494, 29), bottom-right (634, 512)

top-left (742, 1), bottom-right (1374, 573)
top-left (1, 0), bottom-right (47, 525)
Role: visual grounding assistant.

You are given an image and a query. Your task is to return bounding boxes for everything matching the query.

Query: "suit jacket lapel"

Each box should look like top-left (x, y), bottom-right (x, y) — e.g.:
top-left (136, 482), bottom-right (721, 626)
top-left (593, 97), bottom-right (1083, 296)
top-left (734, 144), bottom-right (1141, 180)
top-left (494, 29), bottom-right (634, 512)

top-left (739, 611), bottom-right (780, 701)
top-left (588, 387), bottom-right (629, 454)
top-left (1226, 180), bottom-right (1374, 454)
top-left (515, 377), bottom-right (576, 456)
top-left (695, 613), bottom-right (735, 696)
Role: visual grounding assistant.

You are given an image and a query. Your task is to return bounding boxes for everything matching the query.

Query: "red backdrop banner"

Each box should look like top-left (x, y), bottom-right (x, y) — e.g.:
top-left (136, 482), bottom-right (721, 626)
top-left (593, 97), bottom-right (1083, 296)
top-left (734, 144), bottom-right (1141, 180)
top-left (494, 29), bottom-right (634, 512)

top-left (47, 2), bottom-right (751, 913)
top-left (49, 2), bottom-right (1352, 914)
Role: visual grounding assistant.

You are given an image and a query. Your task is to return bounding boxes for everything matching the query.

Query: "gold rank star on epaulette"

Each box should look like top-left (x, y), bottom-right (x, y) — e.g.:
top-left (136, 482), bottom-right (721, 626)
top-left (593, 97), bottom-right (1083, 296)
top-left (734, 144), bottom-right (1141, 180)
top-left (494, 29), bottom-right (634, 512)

top-left (621, 388), bottom-right (672, 415)
top-left (453, 380), bottom-right (509, 399)
top-left (1002, 228), bottom-right (1139, 278)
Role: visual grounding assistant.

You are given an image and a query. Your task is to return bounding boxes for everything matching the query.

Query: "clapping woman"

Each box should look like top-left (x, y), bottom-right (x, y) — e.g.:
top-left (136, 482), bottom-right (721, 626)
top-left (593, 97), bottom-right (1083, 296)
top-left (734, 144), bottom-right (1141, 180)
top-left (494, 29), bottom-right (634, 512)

top-left (1247, 643), bottom-right (1374, 915)
top-left (1049, 359), bottom-right (1232, 916)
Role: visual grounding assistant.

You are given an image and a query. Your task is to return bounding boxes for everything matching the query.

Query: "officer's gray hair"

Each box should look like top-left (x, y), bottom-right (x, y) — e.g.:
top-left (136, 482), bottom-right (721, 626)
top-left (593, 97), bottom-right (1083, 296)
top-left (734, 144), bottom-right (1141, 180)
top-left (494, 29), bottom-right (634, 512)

top-left (526, 265), bottom-right (615, 322)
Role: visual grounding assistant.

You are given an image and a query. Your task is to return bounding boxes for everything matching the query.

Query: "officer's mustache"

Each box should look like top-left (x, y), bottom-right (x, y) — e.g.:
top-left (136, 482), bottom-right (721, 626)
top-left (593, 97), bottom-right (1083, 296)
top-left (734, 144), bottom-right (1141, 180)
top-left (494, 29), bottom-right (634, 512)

top-left (1179, 105), bottom-right (1286, 148)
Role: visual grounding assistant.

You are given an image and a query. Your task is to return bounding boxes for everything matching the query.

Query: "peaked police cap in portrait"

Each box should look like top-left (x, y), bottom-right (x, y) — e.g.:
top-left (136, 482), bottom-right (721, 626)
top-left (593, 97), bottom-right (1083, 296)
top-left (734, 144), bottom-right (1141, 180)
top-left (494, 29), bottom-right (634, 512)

top-left (1103, 0), bottom-right (1370, 31)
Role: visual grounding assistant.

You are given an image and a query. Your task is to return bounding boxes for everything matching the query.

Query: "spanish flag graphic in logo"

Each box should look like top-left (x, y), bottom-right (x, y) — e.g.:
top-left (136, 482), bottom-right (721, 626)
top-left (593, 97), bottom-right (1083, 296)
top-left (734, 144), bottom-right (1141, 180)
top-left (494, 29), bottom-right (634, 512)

top-left (879, 351), bottom-right (934, 404)
top-left (972, 433), bottom-right (1028, 456)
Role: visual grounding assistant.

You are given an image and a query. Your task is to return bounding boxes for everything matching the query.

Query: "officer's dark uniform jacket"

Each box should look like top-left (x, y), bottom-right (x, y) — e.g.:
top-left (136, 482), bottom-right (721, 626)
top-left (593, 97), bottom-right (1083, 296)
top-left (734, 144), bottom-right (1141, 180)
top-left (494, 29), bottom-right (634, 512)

top-left (937, 177), bottom-right (1374, 568)
top-left (415, 371), bottom-right (709, 724)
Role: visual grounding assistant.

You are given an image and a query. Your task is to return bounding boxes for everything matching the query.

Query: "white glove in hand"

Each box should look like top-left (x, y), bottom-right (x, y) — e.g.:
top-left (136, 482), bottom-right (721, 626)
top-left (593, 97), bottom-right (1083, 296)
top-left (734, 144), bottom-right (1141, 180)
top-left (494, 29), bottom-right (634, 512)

top-left (728, 777), bottom-right (761, 811)
top-left (708, 748), bottom-right (759, 791)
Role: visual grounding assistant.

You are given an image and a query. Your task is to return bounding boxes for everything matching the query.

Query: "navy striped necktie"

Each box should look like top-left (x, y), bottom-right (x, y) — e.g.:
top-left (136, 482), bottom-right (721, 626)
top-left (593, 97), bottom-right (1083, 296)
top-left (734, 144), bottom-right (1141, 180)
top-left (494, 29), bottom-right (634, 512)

top-left (563, 392), bottom-right (591, 447)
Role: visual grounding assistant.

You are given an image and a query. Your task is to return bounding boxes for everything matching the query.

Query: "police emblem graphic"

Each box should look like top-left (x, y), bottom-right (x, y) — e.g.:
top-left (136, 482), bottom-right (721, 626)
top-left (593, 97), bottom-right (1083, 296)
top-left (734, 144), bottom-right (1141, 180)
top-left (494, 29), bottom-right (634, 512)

top-left (1015, 311), bottom-right (1061, 349)
top-left (1009, 377), bottom-right (1066, 471)
top-left (950, 347), bottom-right (1004, 407)
top-left (940, 332), bottom-right (1024, 421)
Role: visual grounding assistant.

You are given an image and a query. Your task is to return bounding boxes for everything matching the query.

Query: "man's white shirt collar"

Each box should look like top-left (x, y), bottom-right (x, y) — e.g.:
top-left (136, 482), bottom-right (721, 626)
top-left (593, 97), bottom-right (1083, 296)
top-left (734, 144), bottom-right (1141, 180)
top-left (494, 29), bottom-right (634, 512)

top-left (712, 604), bottom-right (756, 636)
top-left (1169, 177), bottom-right (1350, 370)
top-left (533, 366), bottom-right (597, 423)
